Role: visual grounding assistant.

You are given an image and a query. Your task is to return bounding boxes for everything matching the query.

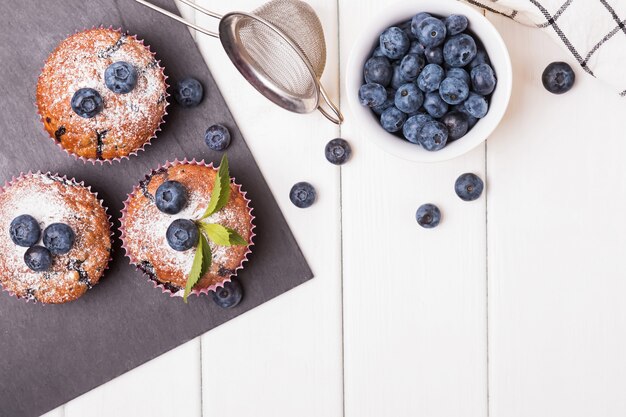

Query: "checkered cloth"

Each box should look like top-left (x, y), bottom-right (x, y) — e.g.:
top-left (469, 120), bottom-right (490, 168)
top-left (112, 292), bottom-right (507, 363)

top-left (464, 0), bottom-right (626, 96)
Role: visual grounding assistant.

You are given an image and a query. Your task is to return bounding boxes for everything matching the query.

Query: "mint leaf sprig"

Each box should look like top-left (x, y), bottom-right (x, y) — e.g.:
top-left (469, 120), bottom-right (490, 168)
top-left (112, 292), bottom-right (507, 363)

top-left (183, 154), bottom-right (247, 302)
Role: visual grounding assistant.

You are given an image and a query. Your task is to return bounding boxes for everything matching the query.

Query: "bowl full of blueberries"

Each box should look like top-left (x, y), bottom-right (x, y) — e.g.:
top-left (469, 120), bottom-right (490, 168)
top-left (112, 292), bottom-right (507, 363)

top-left (347, 0), bottom-right (512, 162)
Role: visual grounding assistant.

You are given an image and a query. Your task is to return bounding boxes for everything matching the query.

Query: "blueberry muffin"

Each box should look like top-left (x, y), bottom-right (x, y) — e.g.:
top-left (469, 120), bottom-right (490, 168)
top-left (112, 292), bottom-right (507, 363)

top-left (121, 162), bottom-right (254, 296)
top-left (0, 173), bottom-right (112, 303)
top-left (36, 28), bottom-right (168, 161)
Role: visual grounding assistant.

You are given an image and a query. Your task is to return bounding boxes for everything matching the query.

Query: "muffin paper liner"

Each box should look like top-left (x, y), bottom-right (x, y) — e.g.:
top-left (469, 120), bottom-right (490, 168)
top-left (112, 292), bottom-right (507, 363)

top-left (35, 26), bottom-right (170, 165)
top-left (0, 171), bottom-right (114, 303)
top-left (119, 159), bottom-right (256, 299)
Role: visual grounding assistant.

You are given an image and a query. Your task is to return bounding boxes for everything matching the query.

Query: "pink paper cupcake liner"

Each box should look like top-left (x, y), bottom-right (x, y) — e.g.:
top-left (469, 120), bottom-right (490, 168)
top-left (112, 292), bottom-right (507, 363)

top-left (120, 159), bottom-right (256, 299)
top-left (35, 26), bottom-right (170, 165)
top-left (0, 171), bottom-right (114, 303)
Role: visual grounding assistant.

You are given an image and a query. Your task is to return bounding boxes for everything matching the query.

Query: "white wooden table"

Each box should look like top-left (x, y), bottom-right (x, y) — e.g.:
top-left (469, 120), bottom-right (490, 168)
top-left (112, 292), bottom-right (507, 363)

top-left (42, 1), bottom-right (626, 416)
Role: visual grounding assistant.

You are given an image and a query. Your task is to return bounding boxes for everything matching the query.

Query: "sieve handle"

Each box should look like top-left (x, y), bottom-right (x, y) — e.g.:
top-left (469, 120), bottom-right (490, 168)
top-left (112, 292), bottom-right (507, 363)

top-left (317, 84), bottom-right (344, 125)
top-left (133, 0), bottom-right (222, 38)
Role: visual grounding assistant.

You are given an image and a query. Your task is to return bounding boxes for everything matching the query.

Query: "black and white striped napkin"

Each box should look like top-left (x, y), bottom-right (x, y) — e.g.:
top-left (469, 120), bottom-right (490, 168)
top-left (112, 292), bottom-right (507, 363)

top-left (464, 0), bottom-right (626, 96)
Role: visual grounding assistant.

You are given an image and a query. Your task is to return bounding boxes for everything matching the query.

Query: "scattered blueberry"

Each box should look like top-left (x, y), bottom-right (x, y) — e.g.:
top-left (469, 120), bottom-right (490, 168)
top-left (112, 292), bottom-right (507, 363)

top-left (468, 48), bottom-right (490, 70)
top-left (417, 63), bottom-right (445, 93)
top-left (71, 88), bottom-right (103, 118)
top-left (212, 279), bottom-right (243, 308)
top-left (204, 124), bottom-right (231, 151)
top-left (464, 92), bottom-right (489, 118)
top-left (471, 63), bottom-right (497, 95)
top-left (325, 138), bottom-right (351, 165)
top-left (395, 83), bottom-right (423, 114)
top-left (423, 91), bottom-right (449, 118)
top-left (444, 15), bottom-right (468, 36)
top-left (380, 106), bottom-right (407, 132)
top-left (379, 27), bottom-right (410, 59)
top-left (455, 173), bottom-right (484, 201)
top-left (104, 61), bottom-right (138, 94)
top-left (10, 215), bottom-right (40, 247)
top-left (43, 223), bottom-right (75, 255)
top-left (542, 62), bottom-right (575, 94)
top-left (443, 34), bottom-right (477, 67)
top-left (155, 181), bottom-right (188, 215)
top-left (402, 113), bottom-right (431, 143)
top-left (174, 78), bottom-right (204, 107)
top-left (446, 67), bottom-right (470, 86)
top-left (24, 246), bottom-right (53, 272)
top-left (372, 88), bottom-right (395, 115)
top-left (416, 203), bottom-right (441, 228)
top-left (425, 47), bottom-right (444, 65)
top-left (415, 16), bottom-right (447, 48)
top-left (408, 41), bottom-right (426, 55)
top-left (439, 77), bottom-right (470, 105)
top-left (290, 182), bottom-right (316, 208)
top-left (166, 219), bottom-right (198, 251)
top-left (359, 83), bottom-right (387, 107)
top-left (441, 111), bottom-right (469, 141)
top-left (399, 54), bottom-right (425, 81)
top-left (418, 120), bottom-right (448, 151)
top-left (364, 56), bottom-right (392, 86)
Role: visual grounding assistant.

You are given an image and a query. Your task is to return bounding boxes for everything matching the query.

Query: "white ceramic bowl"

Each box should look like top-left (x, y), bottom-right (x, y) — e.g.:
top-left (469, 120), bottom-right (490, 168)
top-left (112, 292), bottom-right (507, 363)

top-left (346, 0), bottom-right (512, 162)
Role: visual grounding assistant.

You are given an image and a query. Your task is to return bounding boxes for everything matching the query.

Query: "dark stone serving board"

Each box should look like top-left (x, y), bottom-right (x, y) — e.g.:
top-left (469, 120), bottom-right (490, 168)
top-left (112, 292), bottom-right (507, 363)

top-left (0, 1), bottom-right (313, 416)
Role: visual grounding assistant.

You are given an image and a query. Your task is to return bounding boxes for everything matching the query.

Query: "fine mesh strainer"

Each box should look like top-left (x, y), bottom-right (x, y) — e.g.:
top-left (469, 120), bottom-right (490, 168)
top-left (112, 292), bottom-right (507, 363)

top-left (135, 0), bottom-right (343, 124)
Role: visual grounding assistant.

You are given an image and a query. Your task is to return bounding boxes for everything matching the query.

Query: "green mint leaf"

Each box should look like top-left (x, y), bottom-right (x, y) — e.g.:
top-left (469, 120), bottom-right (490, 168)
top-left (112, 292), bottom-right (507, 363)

top-left (183, 233), bottom-right (212, 303)
top-left (200, 154), bottom-right (230, 220)
top-left (199, 222), bottom-right (247, 246)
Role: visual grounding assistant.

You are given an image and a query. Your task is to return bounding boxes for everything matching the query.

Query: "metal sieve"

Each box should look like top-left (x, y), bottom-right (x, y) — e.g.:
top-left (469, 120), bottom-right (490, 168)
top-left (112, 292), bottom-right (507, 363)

top-left (135, 0), bottom-right (343, 124)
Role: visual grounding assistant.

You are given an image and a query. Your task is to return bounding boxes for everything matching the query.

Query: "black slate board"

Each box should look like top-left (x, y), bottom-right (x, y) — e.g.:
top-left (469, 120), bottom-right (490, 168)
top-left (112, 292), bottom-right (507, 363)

top-left (0, 1), bottom-right (313, 416)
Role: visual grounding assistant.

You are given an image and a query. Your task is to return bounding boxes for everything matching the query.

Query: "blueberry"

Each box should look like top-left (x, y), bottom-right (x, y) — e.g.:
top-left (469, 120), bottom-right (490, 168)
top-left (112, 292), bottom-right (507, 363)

top-left (380, 106), bottom-right (407, 133)
top-left (10, 215), bottom-right (40, 247)
top-left (104, 61), bottom-right (138, 94)
top-left (71, 88), bottom-right (103, 118)
top-left (212, 279), bottom-right (243, 308)
top-left (464, 93), bottom-right (489, 118)
top-left (372, 88), bottom-right (396, 115)
top-left (425, 47), bottom-right (444, 65)
top-left (204, 124), bottom-right (231, 151)
top-left (43, 223), bottom-right (75, 254)
top-left (399, 54), bottom-right (425, 81)
top-left (441, 111), bottom-right (469, 141)
top-left (468, 48), bottom-right (490, 70)
top-left (379, 27), bottom-right (410, 60)
top-left (394, 83), bottom-right (424, 114)
top-left (423, 91), bottom-right (449, 118)
top-left (24, 246), bottom-right (52, 272)
top-left (445, 15), bottom-right (468, 36)
top-left (443, 34), bottom-right (477, 67)
top-left (417, 63), bottom-right (445, 93)
top-left (155, 181), bottom-right (188, 214)
top-left (325, 138), bottom-right (351, 165)
top-left (390, 65), bottom-right (409, 90)
top-left (364, 56), bottom-right (392, 86)
top-left (372, 47), bottom-right (385, 57)
top-left (402, 113), bottom-right (432, 144)
top-left (174, 77), bottom-right (204, 107)
top-left (453, 103), bottom-right (479, 128)
top-left (416, 204), bottom-right (441, 228)
top-left (408, 41), bottom-right (426, 55)
top-left (471, 63), bottom-right (497, 95)
top-left (166, 219), bottom-right (198, 251)
top-left (359, 83), bottom-right (387, 107)
top-left (410, 12), bottom-right (432, 36)
top-left (418, 120), bottom-right (448, 151)
top-left (290, 182), bottom-right (316, 208)
top-left (415, 17), bottom-right (447, 48)
top-left (455, 173), bottom-right (484, 201)
top-left (542, 62), bottom-right (575, 94)
top-left (446, 67), bottom-right (470, 86)
top-left (439, 77), bottom-right (470, 105)
top-left (399, 20), bottom-right (417, 40)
